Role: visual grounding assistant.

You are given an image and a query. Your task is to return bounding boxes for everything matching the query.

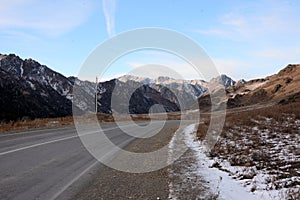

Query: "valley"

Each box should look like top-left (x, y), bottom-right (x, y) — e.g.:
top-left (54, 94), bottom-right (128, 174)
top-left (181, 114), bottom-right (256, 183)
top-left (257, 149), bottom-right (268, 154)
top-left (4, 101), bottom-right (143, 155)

top-left (0, 53), bottom-right (299, 200)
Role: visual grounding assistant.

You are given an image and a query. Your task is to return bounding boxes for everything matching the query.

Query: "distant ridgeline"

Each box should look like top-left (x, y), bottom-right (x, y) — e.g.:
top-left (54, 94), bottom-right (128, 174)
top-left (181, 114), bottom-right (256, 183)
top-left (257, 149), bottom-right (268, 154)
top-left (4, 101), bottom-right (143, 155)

top-left (0, 53), bottom-right (249, 121)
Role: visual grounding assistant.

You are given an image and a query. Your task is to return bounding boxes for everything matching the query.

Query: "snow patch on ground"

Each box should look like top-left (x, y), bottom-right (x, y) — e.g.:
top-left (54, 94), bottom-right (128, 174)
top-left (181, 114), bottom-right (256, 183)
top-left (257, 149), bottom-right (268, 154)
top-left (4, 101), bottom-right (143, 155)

top-left (168, 123), bottom-right (278, 200)
top-left (184, 125), bottom-right (260, 200)
top-left (245, 81), bottom-right (267, 91)
top-left (203, 115), bottom-right (300, 200)
top-left (184, 109), bottom-right (199, 114)
top-left (168, 124), bottom-right (216, 199)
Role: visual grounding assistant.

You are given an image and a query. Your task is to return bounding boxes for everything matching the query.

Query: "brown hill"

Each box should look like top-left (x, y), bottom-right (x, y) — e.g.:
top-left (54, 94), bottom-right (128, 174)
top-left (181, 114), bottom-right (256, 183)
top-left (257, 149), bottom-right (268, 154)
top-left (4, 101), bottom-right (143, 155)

top-left (229, 64), bottom-right (300, 106)
top-left (198, 64), bottom-right (300, 109)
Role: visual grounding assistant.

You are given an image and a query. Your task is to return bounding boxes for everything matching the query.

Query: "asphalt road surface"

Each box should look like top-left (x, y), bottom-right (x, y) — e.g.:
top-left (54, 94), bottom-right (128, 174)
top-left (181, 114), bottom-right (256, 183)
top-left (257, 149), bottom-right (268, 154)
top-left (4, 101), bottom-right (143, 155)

top-left (0, 121), bottom-right (182, 200)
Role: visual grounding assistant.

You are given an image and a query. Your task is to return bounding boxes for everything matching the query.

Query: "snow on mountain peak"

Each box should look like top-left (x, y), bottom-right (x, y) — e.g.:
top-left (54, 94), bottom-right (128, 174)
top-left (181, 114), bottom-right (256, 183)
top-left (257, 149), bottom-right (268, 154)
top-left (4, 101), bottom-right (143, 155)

top-left (118, 75), bottom-right (152, 84)
top-left (210, 74), bottom-right (236, 88)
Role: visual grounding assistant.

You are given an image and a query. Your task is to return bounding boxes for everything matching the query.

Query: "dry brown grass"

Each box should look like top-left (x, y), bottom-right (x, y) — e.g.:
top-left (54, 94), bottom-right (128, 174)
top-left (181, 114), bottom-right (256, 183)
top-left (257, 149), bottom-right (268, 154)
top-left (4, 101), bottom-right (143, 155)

top-left (0, 113), bottom-right (119, 133)
top-left (197, 101), bottom-right (300, 139)
top-left (197, 102), bottom-right (300, 165)
top-left (0, 116), bottom-right (74, 133)
top-left (285, 188), bottom-right (300, 200)
top-left (0, 112), bottom-right (182, 133)
top-left (197, 101), bottom-right (300, 195)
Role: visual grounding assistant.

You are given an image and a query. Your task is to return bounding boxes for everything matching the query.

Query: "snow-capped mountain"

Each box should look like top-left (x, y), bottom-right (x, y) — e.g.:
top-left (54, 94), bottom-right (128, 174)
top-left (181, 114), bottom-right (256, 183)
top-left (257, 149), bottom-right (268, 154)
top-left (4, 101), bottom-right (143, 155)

top-left (0, 55), bottom-right (76, 120)
top-left (0, 54), bottom-right (181, 120)
top-left (2, 53), bottom-right (299, 122)
top-left (118, 75), bottom-right (153, 85)
top-left (0, 53), bottom-right (240, 121)
top-left (96, 79), bottom-right (179, 114)
top-left (118, 74), bottom-right (238, 109)
top-left (118, 75), bottom-right (208, 99)
top-left (210, 74), bottom-right (236, 88)
top-left (0, 54), bottom-right (73, 98)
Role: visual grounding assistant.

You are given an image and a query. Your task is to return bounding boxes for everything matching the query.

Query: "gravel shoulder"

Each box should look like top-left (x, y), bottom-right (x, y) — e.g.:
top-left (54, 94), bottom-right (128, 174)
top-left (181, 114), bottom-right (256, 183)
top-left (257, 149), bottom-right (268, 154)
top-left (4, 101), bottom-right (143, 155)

top-left (75, 122), bottom-right (180, 200)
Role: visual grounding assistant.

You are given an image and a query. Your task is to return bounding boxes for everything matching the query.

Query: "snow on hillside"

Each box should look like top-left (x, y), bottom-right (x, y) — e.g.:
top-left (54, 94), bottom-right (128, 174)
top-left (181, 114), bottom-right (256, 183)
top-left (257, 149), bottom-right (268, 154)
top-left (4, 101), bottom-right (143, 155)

top-left (118, 75), bottom-right (209, 99)
top-left (118, 75), bottom-right (207, 87)
top-left (245, 81), bottom-right (268, 91)
top-left (118, 74), bottom-right (153, 85)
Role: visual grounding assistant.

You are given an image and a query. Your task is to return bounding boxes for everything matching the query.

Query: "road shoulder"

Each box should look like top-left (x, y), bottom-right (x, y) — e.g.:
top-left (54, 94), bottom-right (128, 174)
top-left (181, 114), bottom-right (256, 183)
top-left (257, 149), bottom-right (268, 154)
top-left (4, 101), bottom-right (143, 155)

top-left (75, 123), bottom-right (179, 200)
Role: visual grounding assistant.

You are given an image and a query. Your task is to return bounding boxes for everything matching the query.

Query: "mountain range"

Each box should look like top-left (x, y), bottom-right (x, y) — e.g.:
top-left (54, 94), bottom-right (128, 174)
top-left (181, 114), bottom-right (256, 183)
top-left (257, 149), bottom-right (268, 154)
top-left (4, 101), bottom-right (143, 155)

top-left (1, 53), bottom-right (298, 121)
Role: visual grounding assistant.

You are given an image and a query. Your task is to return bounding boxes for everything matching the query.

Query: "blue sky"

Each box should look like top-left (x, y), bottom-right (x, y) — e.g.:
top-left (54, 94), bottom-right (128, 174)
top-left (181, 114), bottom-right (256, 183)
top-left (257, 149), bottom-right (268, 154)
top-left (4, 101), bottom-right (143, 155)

top-left (1, 0), bottom-right (300, 81)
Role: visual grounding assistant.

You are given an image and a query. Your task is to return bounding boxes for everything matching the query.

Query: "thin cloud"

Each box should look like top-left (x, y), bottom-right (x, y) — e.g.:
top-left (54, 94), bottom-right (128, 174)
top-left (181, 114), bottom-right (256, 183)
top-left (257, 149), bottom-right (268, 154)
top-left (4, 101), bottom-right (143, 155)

top-left (102, 0), bottom-right (116, 37)
top-left (196, 0), bottom-right (300, 40)
top-left (0, 30), bottom-right (39, 41)
top-left (0, 0), bottom-right (95, 36)
top-left (194, 1), bottom-right (300, 80)
top-left (213, 58), bottom-right (243, 79)
top-left (195, 29), bottom-right (229, 37)
top-left (256, 48), bottom-right (300, 61)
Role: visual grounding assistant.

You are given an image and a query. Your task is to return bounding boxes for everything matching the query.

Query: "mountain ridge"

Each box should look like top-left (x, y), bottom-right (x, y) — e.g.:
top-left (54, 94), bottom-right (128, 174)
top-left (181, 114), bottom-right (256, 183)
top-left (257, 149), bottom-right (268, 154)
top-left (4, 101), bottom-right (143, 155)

top-left (0, 54), bottom-right (184, 120)
top-left (1, 53), bottom-right (297, 121)
top-left (198, 64), bottom-right (300, 110)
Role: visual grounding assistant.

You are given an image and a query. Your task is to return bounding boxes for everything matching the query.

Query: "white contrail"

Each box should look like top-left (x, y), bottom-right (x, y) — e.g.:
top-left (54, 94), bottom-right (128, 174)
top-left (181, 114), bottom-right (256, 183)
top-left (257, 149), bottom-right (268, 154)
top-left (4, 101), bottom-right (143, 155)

top-left (102, 0), bottom-right (116, 37)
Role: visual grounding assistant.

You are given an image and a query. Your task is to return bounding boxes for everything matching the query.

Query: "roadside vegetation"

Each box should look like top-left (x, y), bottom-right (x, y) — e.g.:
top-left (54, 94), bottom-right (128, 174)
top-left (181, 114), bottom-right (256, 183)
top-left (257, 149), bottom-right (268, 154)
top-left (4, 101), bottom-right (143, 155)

top-left (0, 112), bottom-right (182, 133)
top-left (197, 101), bottom-right (300, 199)
top-left (0, 116), bottom-right (74, 132)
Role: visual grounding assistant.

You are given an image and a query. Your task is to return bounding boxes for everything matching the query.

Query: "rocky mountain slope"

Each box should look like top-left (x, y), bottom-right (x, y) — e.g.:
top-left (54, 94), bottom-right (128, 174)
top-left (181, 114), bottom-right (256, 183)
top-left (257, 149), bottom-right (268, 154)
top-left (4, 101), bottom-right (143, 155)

top-left (210, 74), bottom-right (236, 88)
top-left (97, 79), bottom-right (179, 114)
top-left (198, 64), bottom-right (300, 109)
top-left (0, 55), bottom-right (77, 121)
top-left (117, 74), bottom-right (236, 110)
top-left (118, 75), bottom-right (207, 110)
top-left (226, 64), bottom-right (300, 107)
top-left (4, 53), bottom-right (286, 121)
top-left (0, 54), bottom-right (183, 120)
top-left (118, 75), bottom-right (208, 99)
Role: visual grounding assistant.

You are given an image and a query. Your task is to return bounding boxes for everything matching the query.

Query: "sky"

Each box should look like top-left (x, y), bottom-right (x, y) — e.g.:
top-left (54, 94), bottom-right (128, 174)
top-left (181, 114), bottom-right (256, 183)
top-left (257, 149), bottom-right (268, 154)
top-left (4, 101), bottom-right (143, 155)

top-left (1, 0), bottom-right (300, 81)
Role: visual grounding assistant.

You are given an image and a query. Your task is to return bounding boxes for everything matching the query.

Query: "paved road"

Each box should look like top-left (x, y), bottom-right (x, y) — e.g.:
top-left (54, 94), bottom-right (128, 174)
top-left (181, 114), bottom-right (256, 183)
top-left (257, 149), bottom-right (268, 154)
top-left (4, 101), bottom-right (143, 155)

top-left (0, 121), bottom-right (180, 200)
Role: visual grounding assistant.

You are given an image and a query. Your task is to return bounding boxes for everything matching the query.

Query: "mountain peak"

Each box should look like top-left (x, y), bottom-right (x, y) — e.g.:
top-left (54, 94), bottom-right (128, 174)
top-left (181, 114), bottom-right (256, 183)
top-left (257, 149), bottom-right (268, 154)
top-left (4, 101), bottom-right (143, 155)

top-left (210, 74), bottom-right (236, 88)
top-left (155, 76), bottom-right (174, 82)
top-left (118, 75), bottom-right (152, 84)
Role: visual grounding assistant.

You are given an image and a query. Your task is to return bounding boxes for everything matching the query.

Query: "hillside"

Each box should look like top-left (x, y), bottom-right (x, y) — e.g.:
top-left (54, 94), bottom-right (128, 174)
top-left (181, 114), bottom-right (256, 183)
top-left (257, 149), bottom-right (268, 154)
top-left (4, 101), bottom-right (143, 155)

top-left (226, 64), bottom-right (300, 107)
top-left (2, 53), bottom-right (298, 122)
top-left (0, 54), bottom-right (189, 120)
top-left (0, 56), bottom-right (75, 121)
top-left (198, 64), bottom-right (300, 110)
